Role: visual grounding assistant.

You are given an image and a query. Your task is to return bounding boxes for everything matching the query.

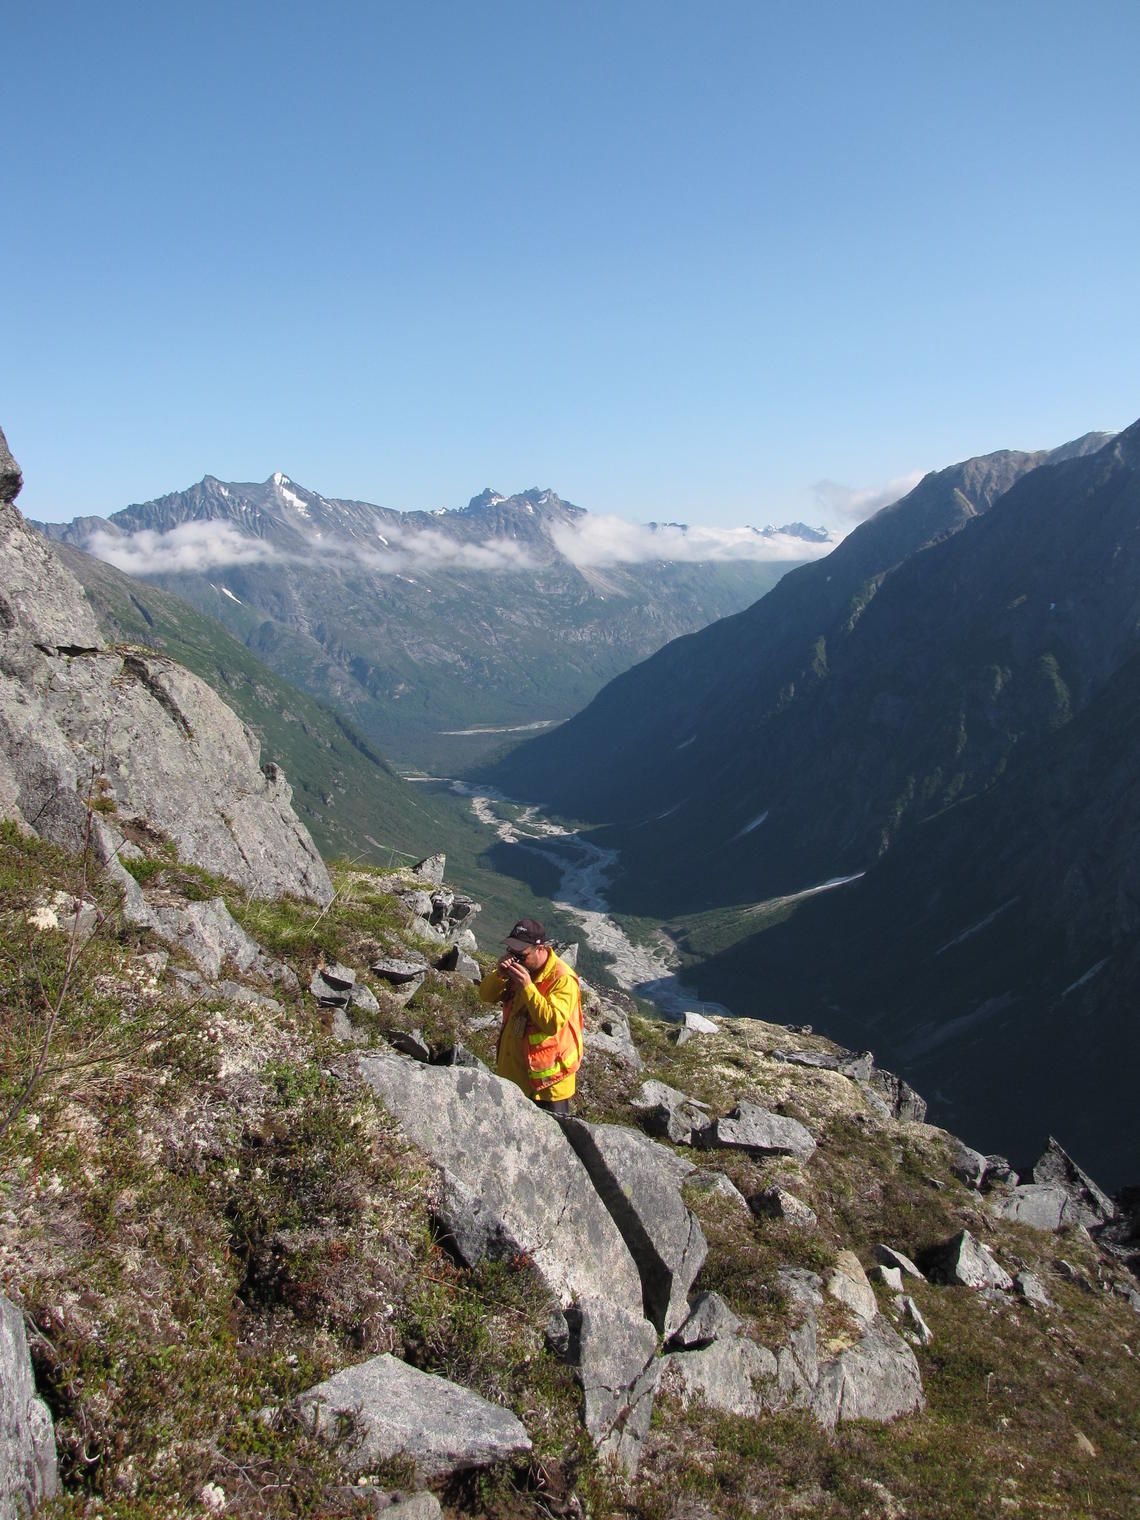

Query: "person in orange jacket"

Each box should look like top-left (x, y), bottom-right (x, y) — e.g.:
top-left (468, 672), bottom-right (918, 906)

top-left (478, 918), bottom-right (583, 1114)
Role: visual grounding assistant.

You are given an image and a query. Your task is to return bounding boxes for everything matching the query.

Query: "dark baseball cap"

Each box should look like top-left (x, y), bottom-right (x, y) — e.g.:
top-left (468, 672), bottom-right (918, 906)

top-left (505, 918), bottom-right (546, 952)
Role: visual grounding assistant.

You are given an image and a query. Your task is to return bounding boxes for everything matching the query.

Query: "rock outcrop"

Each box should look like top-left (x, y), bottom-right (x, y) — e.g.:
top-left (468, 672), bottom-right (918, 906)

top-left (355, 1051), bottom-right (645, 1317)
top-left (560, 1118), bottom-right (707, 1335)
top-left (1031, 1137), bottom-right (1117, 1228)
top-left (0, 430), bottom-right (331, 906)
top-left (698, 1101), bottom-right (816, 1160)
top-left (560, 1297), bottom-right (660, 1475)
top-left (0, 1292), bottom-right (58, 1520)
top-left (926, 1230), bottom-right (1014, 1291)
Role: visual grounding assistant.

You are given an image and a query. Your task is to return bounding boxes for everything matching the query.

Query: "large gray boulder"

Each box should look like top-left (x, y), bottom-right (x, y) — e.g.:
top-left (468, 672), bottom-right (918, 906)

top-left (991, 1183), bottom-right (1075, 1232)
top-left (0, 1292), bottom-right (59, 1519)
top-left (560, 1118), bottom-right (707, 1335)
top-left (812, 1316), bottom-right (926, 1427)
top-left (926, 1230), bottom-right (1014, 1291)
top-left (562, 1297), bottom-right (659, 1477)
top-left (698, 1101), bottom-right (816, 1160)
top-left (630, 1079), bottom-right (712, 1145)
top-left (355, 1052), bottom-right (644, 1316)
top-left (293, 1353), bottom-right (531, 1480)
top-left (1031, 1137), bottom-right (1116, 1228)
top-left (947, 1139), bottom-right (990, 1189)
top-left (661, 1291), bottom-right (778, 1418)
top-left (769, 1046), bottom-right (868, 1076)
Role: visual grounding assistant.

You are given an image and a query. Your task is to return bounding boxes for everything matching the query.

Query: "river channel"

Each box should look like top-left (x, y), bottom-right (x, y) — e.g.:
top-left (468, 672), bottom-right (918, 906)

top-left (442, 781), bottom-right (735, 1020)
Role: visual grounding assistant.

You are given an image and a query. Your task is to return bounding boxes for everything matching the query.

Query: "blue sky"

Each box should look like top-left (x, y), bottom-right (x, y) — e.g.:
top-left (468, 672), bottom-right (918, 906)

top-left (6, 0), bottom-right (1138, 527)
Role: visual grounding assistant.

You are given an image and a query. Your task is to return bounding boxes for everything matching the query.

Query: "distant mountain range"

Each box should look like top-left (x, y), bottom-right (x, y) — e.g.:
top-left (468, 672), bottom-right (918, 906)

top-left (37, 478), bottom-right (829, 771)
top-left (479, 426), bottom-right (1140, 1186)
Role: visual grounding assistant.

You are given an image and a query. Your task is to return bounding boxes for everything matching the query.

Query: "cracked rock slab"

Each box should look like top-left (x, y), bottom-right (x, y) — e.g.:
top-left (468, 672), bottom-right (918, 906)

top-left (147, 897), bottom-right (279, 981)
top-left (355, 1051), bottom-right (643, 1316)
top-left (293, 1353), bottom-right (531, 1481)
top-left (991, 1183), bottom-right (1075, 1232)
top-left (660, 1334), bottom-right (778, 1418)
top-left (564, 1297), bottom-right (659, 1477)
top-left (560, 1117), bottom-right (706, 1335)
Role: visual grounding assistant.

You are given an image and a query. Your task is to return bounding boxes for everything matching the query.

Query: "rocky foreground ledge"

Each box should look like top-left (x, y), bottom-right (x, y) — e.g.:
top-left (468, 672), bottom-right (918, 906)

top-left (3, 838), bottom-right (1138, 1519)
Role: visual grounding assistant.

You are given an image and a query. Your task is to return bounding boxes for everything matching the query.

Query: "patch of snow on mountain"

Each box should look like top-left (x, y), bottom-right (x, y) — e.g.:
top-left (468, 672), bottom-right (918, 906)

top-left (1061, 958), bottom-right (1111, 998)
top-left (731, 809), bottom-right (769, 841)
top-left (935, 898), bottom-right (1021, 956)
top-left (220, 586), bottom-right (242, 605)
top-left (279, 484), bottom-right (311, 518)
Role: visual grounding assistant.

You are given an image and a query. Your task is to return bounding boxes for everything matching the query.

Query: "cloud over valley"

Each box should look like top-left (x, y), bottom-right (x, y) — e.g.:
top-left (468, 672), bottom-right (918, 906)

top-left (82, 510), bottom-right (839, 579)
top-left (549, 515), bottom-right (837, 567)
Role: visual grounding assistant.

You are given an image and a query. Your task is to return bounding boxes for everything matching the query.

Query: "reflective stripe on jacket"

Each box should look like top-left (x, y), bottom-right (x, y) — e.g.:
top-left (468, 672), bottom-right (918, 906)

top-left (478, 950), bottom-right (583, 1100)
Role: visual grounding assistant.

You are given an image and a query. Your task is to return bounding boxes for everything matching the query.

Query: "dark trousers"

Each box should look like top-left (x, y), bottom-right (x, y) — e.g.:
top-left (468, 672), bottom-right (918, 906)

top-left (534, 1096), bottom-right (571, 1115)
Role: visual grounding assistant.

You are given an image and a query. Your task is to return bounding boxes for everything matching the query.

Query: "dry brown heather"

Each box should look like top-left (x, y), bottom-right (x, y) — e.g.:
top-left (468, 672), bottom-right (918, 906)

top-left (1, 830), bottom-right (1138, 1520)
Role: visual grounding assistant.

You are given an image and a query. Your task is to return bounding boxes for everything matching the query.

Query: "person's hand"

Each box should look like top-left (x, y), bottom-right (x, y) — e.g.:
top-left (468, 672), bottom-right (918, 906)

top-left (500, 955), bottom-right (532, 989)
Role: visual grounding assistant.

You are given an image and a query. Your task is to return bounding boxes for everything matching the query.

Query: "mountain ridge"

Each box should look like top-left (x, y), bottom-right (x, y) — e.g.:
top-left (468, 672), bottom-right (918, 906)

top-left (36, 478), bottom-right (825, 771)
top-left (480, 429), bottom-right (1118, 909)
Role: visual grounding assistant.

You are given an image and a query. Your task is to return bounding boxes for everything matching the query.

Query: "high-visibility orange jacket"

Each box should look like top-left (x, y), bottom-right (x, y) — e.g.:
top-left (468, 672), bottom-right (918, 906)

top-left (478, 949), bottom-right (583, 1101)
